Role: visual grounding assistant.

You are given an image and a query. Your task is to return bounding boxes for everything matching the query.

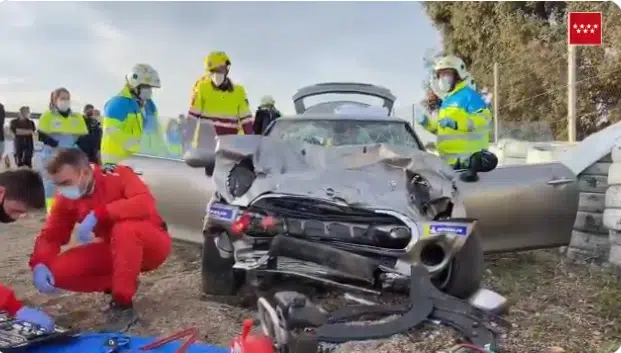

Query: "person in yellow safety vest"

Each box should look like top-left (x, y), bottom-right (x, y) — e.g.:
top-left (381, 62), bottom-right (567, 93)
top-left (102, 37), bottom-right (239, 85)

top-left (416, 55), bottom-right (492, 169)
top-left (37, 88), bottom-right (88, 212)
top-left (187, 51), bottom-right (253, 149)
top-left (101, 63), bottom-right (169, 166)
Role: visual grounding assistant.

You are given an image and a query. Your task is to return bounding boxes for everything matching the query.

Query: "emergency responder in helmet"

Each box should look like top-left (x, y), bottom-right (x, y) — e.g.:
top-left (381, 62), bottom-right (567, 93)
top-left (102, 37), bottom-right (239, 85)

top-left (207, 51), bottom-right (231, 88)
top-left (101, 64), bottom-right (170, 166)
top-left (187, 51), bottom-right (253, 150)
top-left (416, 55), bottom-right (492, 169)
top-left (125, 64), bottom-right (161, 100)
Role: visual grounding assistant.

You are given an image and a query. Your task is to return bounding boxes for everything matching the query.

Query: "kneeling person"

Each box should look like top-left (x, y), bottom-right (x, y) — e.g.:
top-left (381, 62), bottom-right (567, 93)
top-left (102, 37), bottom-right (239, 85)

top-left (29, 149), bottom-right (172, 330)
top-left (0, 169), bottom-right (54, 330)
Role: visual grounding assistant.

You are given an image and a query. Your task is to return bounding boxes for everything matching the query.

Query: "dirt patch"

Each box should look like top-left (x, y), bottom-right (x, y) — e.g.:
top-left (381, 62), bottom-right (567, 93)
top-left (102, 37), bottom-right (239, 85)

top-left (3, 213), bottom-right (621, 352)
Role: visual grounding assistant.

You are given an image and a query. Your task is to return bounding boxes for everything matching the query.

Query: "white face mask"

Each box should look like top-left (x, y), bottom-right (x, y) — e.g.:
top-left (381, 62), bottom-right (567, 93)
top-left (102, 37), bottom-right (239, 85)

top-left (56, 100), bottom-right (71, 112)
top-left (139, 87), bottom-right (153, 101)
top-left (211, 73), bottom-right (226, 86)
top-left (437, 75), bottom-right (454, 93)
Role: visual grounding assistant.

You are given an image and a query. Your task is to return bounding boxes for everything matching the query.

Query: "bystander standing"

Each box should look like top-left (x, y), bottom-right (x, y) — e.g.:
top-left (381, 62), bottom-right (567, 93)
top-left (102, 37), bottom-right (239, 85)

top-left (77, 104), bottom-right (102, 164)
top-left (9, 106), bottom-right (36, 168)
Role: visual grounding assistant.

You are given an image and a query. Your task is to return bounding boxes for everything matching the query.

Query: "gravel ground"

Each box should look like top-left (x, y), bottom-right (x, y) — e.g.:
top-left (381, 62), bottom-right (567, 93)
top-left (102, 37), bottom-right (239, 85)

top-left (3, 213), bottom-right (621, 353)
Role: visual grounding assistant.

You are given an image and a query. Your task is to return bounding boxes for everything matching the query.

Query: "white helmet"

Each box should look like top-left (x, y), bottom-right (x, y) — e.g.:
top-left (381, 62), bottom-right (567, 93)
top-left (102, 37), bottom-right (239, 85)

top-left (433, 55), bottom-right (468, 80)
top-left (260, 95), bottom-right (275, 106)
top-left (126, 64), bottom-right (161, 89)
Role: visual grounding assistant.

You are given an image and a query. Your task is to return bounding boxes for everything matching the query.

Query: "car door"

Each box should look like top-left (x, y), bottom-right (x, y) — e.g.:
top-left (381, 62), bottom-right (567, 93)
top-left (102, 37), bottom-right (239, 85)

top-left (127, 154), bottom-right (212, 245)
top-left (456, 162), bottom-right (579, 253)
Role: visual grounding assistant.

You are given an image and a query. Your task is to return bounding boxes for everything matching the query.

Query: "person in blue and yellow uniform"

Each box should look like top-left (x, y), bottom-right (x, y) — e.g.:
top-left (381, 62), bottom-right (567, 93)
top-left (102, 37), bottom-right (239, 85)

top-left (416, 55), bottom-right (492, 169)
top-left (101, 64), bottom-right (170, 166)
top-left (187, 51), bottom-right (253, 149)
top-left (165, 118), bottom-right (183, 158)
top-left (38, 88), bottom-right (88, 212)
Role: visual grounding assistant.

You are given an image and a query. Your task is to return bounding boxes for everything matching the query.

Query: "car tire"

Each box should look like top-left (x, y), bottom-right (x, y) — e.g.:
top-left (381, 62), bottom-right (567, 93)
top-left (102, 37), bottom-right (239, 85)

top-left (201, 234), bottom-right (244, 297)
top-left (442, 231), bottom-right (484, 299)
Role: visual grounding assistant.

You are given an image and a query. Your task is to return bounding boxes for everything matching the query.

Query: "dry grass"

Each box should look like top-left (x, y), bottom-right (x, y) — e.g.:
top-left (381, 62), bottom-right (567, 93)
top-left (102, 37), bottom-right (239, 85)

top-left (3, 213), bottom-right (621, 353)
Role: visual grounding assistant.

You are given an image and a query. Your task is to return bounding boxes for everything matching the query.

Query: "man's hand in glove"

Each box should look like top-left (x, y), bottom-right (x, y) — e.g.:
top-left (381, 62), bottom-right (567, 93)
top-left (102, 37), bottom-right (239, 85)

top-left (439, 118), bottom-right (458, 130)
top-left (15, 307), bottom-right (55, 331)
top-left (76, 211), bottom-right (97, 244)
top-left (32, 264), bottom-right (58, 294)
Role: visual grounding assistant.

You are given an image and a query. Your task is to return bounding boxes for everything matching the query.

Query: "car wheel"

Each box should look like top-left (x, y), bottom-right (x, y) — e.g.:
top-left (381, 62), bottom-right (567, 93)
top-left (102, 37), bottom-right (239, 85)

top-left (201, 233), bottom-right (244, 296)
top-left (441, 232), bottom-right (484, 299)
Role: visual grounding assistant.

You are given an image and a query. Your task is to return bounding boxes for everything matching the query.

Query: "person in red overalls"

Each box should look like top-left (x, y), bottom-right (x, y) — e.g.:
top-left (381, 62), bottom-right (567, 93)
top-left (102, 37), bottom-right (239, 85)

top-left (0, 168), bottom-right (54, 330)
top-left (29, 148), bottom-right (172, 331)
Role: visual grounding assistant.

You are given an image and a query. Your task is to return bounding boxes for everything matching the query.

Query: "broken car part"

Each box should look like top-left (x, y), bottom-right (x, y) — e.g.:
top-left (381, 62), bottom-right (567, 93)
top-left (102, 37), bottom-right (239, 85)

top-left (256, 266), bottom-right (506, 353)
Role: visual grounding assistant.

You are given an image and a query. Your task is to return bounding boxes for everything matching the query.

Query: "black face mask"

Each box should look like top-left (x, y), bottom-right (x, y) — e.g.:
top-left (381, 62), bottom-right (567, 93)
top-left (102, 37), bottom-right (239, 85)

top-left (0, 199), bottom-right (16, 224)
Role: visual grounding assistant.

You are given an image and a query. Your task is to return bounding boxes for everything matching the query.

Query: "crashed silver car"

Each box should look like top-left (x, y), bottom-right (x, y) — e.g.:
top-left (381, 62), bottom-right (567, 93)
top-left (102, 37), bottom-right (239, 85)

top-left (184, 84), bottom-right (505, 300)
top-left (187, 134), bottom-right (497, 300)
top-left (131, 82), bottom-right (579, 301)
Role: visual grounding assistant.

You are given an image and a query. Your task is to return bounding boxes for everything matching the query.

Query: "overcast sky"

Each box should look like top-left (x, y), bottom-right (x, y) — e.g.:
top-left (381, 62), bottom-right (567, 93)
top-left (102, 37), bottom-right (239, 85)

top-left (0, 1), bottom-right (440, 125)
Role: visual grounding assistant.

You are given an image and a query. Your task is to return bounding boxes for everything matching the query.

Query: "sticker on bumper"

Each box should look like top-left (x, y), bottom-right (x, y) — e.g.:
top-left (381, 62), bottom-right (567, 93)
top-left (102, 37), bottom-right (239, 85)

top-left (427, 224), bottom-right (468, 236)
top-left (208, 203), bottom-right (238, 221)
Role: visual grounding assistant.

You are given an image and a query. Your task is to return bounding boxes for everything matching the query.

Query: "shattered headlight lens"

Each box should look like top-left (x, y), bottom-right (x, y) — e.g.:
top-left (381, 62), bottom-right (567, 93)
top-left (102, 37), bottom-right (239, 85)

top-left (227, 162), bottom-right (256, 197)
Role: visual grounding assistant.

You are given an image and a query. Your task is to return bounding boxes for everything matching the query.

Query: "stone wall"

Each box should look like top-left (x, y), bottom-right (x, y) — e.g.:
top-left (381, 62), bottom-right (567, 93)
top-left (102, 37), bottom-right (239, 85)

top-left (567, 154), bottom-right (611, 262)
top-left (605, 143), bottom-right (621, 266)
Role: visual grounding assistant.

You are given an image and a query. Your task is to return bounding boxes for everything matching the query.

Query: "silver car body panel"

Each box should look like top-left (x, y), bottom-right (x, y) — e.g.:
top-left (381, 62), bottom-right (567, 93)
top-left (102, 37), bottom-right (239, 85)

top-left (212, 135), bottom-right (457, 216)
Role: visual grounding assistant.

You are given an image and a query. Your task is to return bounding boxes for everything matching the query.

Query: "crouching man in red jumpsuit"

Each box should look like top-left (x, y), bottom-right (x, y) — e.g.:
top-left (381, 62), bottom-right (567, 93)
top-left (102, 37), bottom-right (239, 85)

top-left (29, 148), bottom-right (172, 331)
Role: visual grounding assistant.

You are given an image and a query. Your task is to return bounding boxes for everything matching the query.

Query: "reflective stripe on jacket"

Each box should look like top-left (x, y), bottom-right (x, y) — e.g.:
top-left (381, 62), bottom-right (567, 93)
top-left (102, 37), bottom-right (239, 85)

top-left (100, 86), bottom-right (165, 164)
top-left (38, 109), bottom-right (88, 148)
top-left (187, 78), bottom-right (252, 147)
top-left (420, 81), bottom-right (492, 166)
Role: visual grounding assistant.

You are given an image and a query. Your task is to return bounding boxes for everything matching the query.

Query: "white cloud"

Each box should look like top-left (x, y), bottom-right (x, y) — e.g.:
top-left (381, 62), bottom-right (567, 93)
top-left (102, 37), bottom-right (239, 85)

top-left (0, 2), bottom-right (441, 122)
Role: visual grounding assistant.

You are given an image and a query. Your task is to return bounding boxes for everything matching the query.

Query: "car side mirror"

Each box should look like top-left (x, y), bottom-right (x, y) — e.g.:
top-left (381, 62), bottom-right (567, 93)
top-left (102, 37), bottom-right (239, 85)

top-left (183, 148), bottom-right (216, 177)
top-left (469, 150), bottom-right (498, 173)
top-left (459, 150), bottom-right (498, 183)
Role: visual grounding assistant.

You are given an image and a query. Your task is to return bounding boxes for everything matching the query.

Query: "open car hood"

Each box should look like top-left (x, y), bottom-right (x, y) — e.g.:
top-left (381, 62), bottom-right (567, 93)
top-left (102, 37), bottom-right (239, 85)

top-left (212, 135), bottom-right (458, 220)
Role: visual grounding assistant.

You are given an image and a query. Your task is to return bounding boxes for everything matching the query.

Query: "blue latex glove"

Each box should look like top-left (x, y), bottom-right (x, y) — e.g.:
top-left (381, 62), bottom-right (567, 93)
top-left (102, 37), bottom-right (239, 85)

top-left (15, 307), bottom-right (55, 331)
top-left (15, 306), bottom-right (54, 331)
top-left (416, 115), bottom-right (429, 126)
top-left (76, 211), bottom-right (98, 244)
top-left (32, 264), bottom-right (57, 294)
top-left (439, 118), bottom-right (458, 130)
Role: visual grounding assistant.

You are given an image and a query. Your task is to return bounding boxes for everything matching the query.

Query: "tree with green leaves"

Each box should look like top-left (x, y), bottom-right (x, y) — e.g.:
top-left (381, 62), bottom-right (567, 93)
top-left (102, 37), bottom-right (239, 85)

top-left (422, 1), bottom-right (621, 140)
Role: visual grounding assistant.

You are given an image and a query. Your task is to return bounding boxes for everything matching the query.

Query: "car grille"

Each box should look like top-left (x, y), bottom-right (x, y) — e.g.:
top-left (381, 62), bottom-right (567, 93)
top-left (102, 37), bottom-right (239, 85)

top-left (250, 197), bottom-right (411, 250)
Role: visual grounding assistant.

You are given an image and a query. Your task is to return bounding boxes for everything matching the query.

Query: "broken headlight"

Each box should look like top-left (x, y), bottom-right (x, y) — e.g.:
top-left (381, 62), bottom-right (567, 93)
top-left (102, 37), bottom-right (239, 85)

top-left (227, 161), bottom-right (256, 197)
top-left (407, 172), bottom-right (454, 219)
top-left (407, 173), bottom-right (431, 206)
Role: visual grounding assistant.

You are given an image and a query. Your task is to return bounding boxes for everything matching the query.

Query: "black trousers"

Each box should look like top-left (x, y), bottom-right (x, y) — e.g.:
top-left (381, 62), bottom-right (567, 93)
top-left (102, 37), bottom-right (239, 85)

top-left (14, 140), bottom-right (33, 168)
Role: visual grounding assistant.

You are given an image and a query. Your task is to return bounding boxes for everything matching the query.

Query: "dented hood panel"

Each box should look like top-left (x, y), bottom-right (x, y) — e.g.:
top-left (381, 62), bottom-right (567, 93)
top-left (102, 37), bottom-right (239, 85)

top-left (212, 135), bottom-right (458, 219)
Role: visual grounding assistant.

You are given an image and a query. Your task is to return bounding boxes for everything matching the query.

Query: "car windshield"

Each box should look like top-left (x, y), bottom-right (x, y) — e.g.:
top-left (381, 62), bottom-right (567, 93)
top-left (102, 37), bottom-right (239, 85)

top-left (266, 119), bottom-right (423, 149)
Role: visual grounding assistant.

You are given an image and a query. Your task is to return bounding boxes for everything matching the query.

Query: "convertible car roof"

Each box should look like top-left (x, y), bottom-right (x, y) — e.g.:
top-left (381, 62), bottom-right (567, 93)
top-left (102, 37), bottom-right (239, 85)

top-left (278, 114), bottom-right (404, 123)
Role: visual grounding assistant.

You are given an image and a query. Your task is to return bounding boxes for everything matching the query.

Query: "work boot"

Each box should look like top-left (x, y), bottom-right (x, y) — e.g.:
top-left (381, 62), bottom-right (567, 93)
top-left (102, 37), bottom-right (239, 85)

top-left (103, 301), bottom-right (138, 332)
